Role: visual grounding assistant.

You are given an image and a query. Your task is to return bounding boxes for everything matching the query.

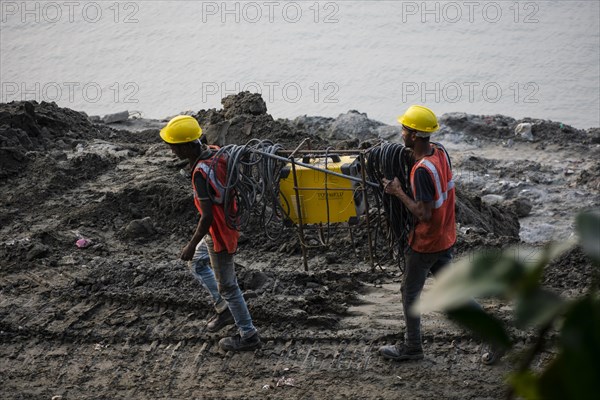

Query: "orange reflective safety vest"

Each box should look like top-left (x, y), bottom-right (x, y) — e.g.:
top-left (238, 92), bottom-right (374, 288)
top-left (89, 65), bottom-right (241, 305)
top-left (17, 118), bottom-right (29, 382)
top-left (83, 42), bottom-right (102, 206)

top-left (191, 147), bottom-right (239, 254)
top-left (408, 144), bottom-right (456, 253)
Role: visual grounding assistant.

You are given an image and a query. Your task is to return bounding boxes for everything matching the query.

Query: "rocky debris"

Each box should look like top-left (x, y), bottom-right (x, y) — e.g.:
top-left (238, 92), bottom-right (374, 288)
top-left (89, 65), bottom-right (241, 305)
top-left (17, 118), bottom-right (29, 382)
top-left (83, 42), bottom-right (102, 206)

top-left (293, 110), bottom-right (402, 142)
top-left (455, 189), bottom-right (520, 251)
top-left (195, 93), bottom-right (400, 148)
top-left (437, 112), bottom-right (597, 147)
top-left (327, 110), bottom-right (384, 141)
top-left (0, 100), bottom-right (104, 179)
top-left (194, 91), bottom-right (325, 149)
top-left (222, 92), bottom-right (268, 118)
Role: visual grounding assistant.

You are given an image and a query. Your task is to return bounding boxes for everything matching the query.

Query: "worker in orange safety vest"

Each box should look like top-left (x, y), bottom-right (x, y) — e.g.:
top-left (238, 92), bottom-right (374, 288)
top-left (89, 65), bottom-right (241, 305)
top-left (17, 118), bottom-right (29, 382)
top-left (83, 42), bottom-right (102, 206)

top-left (160, 115), bottom-right (260, 352)
top-left (378, 105), bottom-right (500, 364)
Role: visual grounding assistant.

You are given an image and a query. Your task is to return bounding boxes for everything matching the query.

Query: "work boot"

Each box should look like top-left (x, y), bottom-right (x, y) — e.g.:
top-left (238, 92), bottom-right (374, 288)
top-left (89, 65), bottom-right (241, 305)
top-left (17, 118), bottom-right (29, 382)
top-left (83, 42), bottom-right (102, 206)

top-left (206, 309), bottom-right (234, 333)
top-left (218, 332), bottom-right (261, 352)
top-left (481, 343), bottom-right (505, 365)
top-left (379, 343), bottom-right (424, 361)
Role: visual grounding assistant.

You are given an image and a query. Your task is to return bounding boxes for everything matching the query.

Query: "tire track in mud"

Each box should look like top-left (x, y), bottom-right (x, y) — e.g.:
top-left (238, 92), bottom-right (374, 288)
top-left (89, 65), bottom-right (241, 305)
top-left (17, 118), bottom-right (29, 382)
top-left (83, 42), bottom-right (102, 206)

top-left (1, 332), bottom-right (517, 399)
top-left (1, 260), bottom-right (530, 399)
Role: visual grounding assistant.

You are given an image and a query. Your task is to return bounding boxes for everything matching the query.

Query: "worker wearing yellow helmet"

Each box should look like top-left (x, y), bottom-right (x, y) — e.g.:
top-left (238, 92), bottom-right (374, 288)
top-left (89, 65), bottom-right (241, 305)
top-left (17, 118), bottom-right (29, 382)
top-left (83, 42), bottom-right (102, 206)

top-left (160, 115), bottom-right (261, 352)
top-left (380, 105), bottom-right (451, 362)
top-left (378, 106), bottom-right (502, 365)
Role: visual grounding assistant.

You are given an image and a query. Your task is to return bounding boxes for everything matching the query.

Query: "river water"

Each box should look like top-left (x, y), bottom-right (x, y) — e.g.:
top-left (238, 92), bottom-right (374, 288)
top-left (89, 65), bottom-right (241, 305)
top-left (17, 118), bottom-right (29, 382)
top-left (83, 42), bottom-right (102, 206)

top-left (1, 1), bottom-right (599, 128)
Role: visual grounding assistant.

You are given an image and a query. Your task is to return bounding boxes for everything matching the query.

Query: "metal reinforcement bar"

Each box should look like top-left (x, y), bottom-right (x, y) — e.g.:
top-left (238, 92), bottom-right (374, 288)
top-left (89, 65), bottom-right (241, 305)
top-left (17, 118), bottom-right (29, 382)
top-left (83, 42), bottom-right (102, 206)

top-left (249, 148), bottom-right (380, 188)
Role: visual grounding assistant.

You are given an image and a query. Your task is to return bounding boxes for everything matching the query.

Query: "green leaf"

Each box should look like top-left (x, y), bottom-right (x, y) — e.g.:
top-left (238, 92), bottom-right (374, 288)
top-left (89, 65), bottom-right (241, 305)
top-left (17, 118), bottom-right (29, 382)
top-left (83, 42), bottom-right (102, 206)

top-left (507, 370), bottom-right (541, 400)
top-left (446, 304), bottom-right (511, 348)
top-left (538, 297), bottom-right (600, 399)
top-left (576, 210), bottom-right (600, 264)
top-left (514, 288), bottom-right (565, 329)
top-left (415, 251), bottom-right (524, 313)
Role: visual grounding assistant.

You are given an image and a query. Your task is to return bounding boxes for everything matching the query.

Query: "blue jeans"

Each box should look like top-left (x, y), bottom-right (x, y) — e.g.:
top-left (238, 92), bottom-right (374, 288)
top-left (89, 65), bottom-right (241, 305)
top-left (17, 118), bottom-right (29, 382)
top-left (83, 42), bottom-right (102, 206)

top-left (189, 239), bottom-right (228, 314)
top-left (204, 235), bottom-right (257, 338)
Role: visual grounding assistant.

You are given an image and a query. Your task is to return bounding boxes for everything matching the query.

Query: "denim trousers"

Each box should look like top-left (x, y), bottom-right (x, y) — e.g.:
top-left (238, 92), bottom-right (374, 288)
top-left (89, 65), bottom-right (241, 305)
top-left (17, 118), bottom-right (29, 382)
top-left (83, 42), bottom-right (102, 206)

top-left (199, 235), bottom-right (257, 338)
top-left (402, 247), bottom-right (454, 348)
top-left (188, 239), bottom-right (228, 314)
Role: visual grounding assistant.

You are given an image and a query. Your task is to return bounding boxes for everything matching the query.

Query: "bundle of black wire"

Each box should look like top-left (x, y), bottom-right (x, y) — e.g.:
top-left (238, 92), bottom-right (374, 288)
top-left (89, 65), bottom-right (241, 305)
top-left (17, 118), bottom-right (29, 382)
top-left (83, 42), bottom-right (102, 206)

top-left (366, 142), bottom-right (415, 252)
top-left (206, 139), bottom-right (287, 236)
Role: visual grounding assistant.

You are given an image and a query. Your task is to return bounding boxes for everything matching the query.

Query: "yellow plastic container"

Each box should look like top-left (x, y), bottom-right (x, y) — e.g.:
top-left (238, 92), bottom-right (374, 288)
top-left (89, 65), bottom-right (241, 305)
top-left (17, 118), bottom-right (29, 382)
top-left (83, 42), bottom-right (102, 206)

top-left (278, 155), bottom-right (365, 225)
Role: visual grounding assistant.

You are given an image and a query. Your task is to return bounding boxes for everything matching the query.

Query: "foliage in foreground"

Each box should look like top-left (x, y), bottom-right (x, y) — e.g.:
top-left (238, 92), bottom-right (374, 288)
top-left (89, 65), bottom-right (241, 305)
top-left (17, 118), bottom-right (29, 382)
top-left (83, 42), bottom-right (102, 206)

top-left (416, 210), bottom-right (600, 400)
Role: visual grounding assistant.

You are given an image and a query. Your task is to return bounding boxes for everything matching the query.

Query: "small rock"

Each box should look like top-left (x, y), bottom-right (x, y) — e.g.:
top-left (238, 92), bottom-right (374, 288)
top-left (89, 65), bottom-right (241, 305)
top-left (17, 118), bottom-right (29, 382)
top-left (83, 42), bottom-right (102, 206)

top-left (102, 111), bottom-right (130, 124)
top-left (133, 275), bottom-right (146, 286)
top-left (507, 198), bottom-right (533, 218)
top-left (515, 122), bottom-right (534, 141)
top-left (481, 194), bottom-right (505, 206)
top-left (244, 271), bottom-right (269, 290)
top-left (26, 244), bottom-right (49, 260)
top-left (243, 290), bottom-right (258, 300)
top-left (306, 282), bottom-right (321, 289)
top-left (124, 217), bottom-right (156, 238)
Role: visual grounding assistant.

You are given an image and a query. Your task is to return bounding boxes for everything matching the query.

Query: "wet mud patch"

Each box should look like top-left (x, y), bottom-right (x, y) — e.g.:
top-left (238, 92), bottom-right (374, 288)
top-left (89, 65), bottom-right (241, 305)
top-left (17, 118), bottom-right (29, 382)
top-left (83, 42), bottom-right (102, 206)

top-left (237, 268), bottom-right (367, 329)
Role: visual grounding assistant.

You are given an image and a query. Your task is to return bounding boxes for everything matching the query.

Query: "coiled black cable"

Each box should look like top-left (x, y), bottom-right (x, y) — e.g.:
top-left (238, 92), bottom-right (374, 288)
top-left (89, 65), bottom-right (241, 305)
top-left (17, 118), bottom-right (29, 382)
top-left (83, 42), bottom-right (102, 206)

top-left (202, 139), bottom-right (415, 258)
top-left (207, 139), bottom-right (287, 239)
top-left (366, 142), bottom-right (415, 255)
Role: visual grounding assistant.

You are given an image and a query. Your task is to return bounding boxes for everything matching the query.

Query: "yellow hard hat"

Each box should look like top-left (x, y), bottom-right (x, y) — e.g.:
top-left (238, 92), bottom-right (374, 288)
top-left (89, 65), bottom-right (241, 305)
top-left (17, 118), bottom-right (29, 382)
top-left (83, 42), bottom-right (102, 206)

top-left (397, 105), bottom-right (439, 134)
top-left (160, 115), bottom-right (202, 144)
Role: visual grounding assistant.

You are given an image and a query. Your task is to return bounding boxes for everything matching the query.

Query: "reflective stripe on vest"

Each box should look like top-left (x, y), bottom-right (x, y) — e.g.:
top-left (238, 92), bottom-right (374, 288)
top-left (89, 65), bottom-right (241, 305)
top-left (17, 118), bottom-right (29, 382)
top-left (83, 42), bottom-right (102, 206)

top-left (418, 159), bottom-right (455, 209)
top-left (195, 161), bottom-right (225, 205)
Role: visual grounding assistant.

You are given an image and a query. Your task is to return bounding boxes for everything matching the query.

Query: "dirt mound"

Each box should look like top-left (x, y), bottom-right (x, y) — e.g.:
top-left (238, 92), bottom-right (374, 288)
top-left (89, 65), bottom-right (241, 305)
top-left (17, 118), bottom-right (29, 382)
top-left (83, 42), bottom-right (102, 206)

top-left (0, 101), bottom-right (105, 178)
top-left (438, 112), bottom-right (597, 147)
top-left (194, 91), bottom-right (327, 149)
top-left (454, 189), bottom-right (520, 252)
top-left (543, 246), bottom-right (596, 294)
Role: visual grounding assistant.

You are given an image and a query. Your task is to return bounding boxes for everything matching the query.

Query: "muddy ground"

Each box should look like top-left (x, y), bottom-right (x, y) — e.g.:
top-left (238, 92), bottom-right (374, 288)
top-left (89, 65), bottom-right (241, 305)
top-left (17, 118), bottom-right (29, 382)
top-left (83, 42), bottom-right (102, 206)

top-left (1, 93), bottom-right (598, 399)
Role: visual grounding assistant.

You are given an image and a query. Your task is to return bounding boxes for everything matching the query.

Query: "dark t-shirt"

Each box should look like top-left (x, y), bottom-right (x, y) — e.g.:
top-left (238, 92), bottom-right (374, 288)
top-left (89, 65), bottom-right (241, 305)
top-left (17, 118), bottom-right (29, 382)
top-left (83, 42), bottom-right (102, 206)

top-left (413, 167), bottom-right (435, 203)
top-left (194, 172), bottom-right (210, 200)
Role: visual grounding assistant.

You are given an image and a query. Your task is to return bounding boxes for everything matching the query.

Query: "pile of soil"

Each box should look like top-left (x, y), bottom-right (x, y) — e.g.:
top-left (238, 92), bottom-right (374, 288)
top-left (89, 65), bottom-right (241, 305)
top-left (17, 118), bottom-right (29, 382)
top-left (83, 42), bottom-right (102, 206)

top-left (438, 112), bottom-right (599, 147)
top-left (194, 92), bottom-right (328, 149)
